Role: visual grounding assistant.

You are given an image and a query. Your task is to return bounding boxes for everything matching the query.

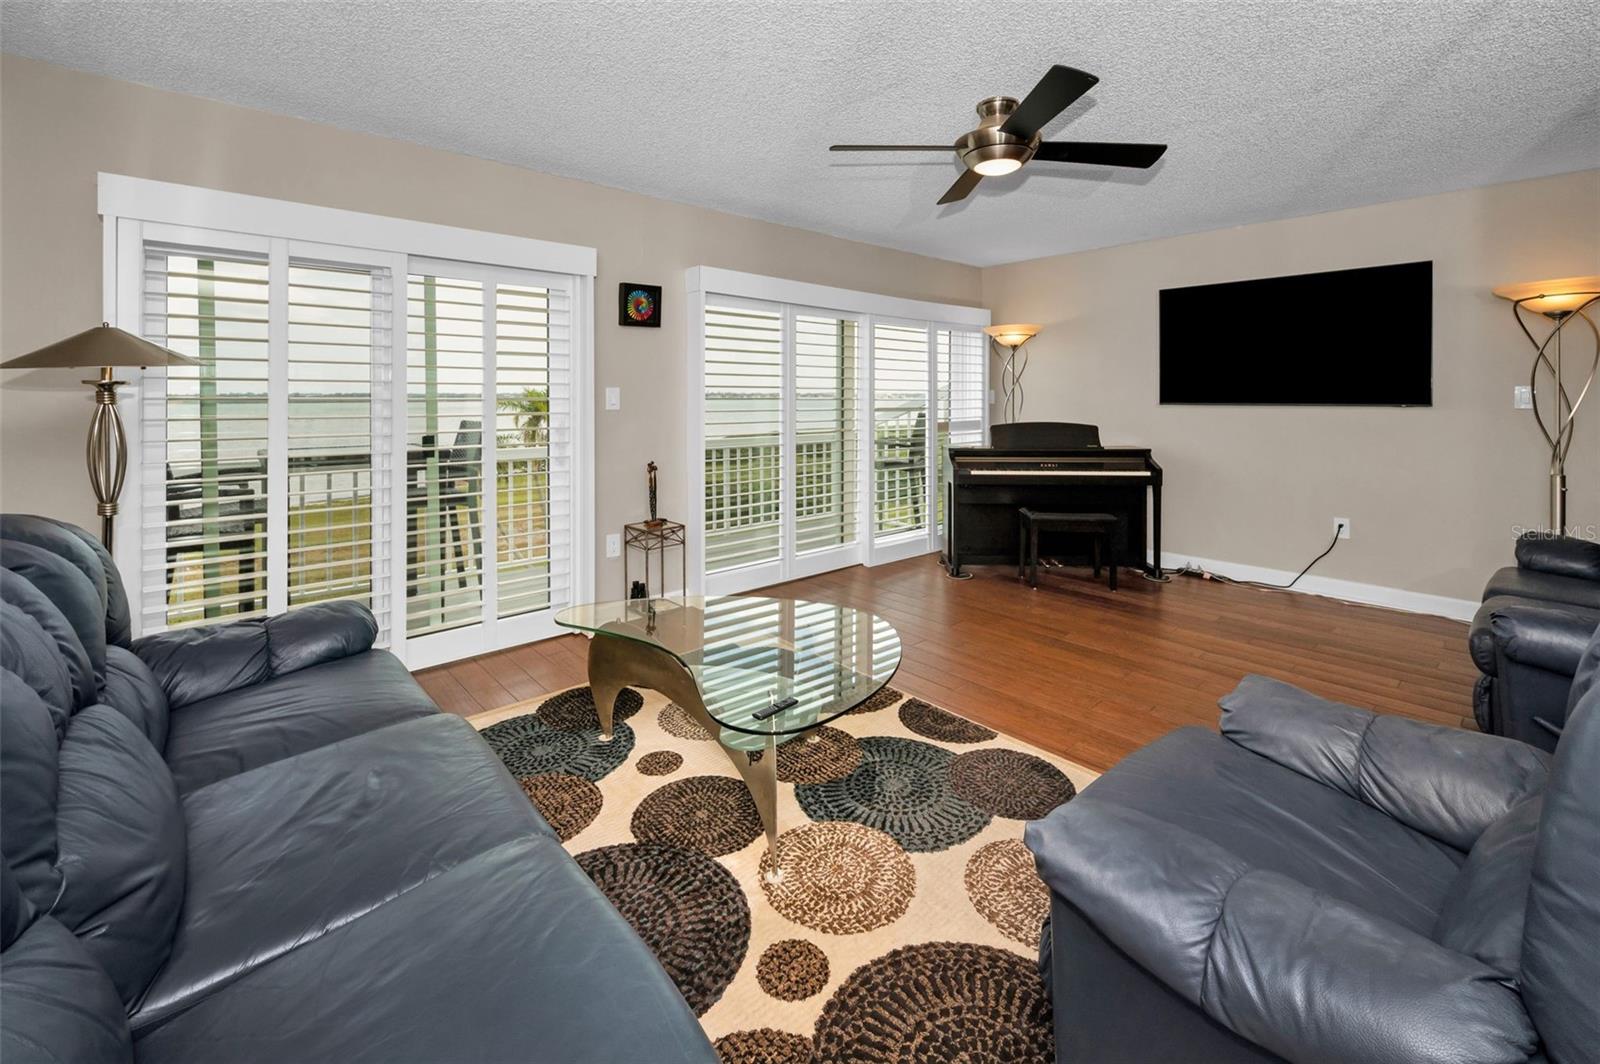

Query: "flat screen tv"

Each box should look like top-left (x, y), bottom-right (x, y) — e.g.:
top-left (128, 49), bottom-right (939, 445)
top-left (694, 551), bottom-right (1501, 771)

top-left (1159, 260), bottom-right (1432, 406)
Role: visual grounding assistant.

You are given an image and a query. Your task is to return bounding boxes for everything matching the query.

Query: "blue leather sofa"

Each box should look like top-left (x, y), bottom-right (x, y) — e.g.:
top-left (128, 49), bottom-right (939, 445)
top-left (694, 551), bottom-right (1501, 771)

top-left (0, 514), bottom-right (716, 1064)
top-left (1027, 628), bottom-right (1600, 1064)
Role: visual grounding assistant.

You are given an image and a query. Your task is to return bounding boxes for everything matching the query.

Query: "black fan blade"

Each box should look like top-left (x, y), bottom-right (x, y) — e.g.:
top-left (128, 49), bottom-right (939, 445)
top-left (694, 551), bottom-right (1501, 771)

top-left (1033, 142), bottom-right (1168, 168)
top-left (830, 144), bottom-right (952, 152)
top-left (937, 169), bottom-right (982, 205)
top-left (1000, 65), bottom-right (1098, 139)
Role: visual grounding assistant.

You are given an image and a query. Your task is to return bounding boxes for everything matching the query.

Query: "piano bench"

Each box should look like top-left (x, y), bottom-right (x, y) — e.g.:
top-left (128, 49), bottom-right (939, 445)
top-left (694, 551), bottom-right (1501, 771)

top-left (1017, 510), bottom-right (1123, 591)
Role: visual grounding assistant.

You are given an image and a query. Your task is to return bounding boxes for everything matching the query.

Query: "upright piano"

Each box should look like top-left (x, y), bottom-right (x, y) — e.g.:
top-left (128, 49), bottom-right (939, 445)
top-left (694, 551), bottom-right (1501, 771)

top-left (942, 422), bottom-right (1162, 578)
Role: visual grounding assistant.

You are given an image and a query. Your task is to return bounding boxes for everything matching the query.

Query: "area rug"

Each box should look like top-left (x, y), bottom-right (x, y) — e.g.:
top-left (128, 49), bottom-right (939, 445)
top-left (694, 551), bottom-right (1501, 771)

top-left (469, 683), bottom-right (1097, 1063)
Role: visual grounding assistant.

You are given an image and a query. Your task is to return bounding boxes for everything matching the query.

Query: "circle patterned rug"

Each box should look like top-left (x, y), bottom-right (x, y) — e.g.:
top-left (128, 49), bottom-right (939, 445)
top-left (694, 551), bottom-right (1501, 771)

top-left (472, 683), bottom-right (1093, 1061)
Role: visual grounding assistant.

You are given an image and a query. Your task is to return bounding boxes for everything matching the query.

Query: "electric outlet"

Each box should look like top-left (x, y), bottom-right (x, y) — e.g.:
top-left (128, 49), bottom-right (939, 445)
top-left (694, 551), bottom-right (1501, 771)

top-left (605, 387), bottom-right (621, 411)
top-left (1513, 385), bottom-right (1533, 410)
top-left (605, 533), bottom-right (621, 558)
top-left (1333, 518), bottom-right (1351, 540)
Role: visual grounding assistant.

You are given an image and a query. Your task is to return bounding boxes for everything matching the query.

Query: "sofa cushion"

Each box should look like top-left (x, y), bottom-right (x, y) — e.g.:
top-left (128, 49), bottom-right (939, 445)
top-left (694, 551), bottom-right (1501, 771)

top-left (1069, 727), bottom-right (1462, 935)
top-left (162, 650), bottom-right (440, 793)
top-left (1566, 624), bottom-right (1600, 717)
top-left (1514, 532), bottom-right (1600, 582)
top-left (1, 863), bottom-right (132, 1064)
top-left (1483, 564), bottom-right (1600, 610)
top-left (54, 705), bottom-right (186, 1007)
top-left (1521, 684), bottom-right (1600, 1062)
top-left (132, 836), bottom-right (719, 1064)
top-left (3, 568), bottom-right (93, 716)
top-left (1431, 796), bottom-right (1541, 978)
top-left (1, 540), bottom-right (106, 695)
top-left (134, 714), bottom-right (555, 1028)
top-left (0, 671), bottom-right (64, 903)
top-left (134, 601), bottom-right (380, 711)
top-left (135, 619), bottom-right (270, 710)
top-left (1220, 675), bottom-right (1551, 851)
top-left (103, 645), bottom-right (169, 749)
top-left (0, 515), bottom-right (130, 645)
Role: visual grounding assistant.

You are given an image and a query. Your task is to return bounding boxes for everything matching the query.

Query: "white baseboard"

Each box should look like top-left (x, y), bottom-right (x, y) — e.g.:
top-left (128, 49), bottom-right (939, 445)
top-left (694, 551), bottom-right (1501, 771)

top-left (1155, 551), bottom-right (1478, 623)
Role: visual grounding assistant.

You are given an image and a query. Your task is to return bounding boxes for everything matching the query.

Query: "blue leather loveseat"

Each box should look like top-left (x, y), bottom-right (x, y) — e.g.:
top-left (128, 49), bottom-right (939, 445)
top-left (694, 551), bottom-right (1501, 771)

top-left (0, 514), bottom-right (716, 1063)
top-left (1027, 627), bottom-right (1600, 1063)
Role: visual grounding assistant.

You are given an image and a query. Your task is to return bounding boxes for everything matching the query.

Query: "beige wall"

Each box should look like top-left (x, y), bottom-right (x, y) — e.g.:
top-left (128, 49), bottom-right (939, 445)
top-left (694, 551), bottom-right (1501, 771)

top-left (0, 56), bottom-right (980, 597)
top-left (981, 169), bottom-right (1600, 604)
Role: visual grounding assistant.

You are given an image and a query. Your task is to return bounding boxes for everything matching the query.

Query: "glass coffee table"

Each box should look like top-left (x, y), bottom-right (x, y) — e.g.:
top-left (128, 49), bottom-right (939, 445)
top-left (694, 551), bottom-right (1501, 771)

top-left (556, 595), bottom-right (901, 871)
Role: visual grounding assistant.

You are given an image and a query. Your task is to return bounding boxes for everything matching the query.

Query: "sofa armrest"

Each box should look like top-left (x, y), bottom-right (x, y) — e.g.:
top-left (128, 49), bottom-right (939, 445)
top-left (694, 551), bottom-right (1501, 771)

top-left (1488, 600), bottom-right (1600, 675)
top-left (133, 601), bottom-right (377, 710)
top-left (1025, 801), bottom-right (1537, 1064)
top-left (1515, 532), bottom-right (1600, 582)
top-left (1219, 675), bottom-right (1549, 851)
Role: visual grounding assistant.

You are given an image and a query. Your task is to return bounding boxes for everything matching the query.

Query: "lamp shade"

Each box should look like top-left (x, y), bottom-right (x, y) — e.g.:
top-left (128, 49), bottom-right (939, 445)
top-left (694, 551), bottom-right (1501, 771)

top-left (983, 323), bottom-right (1041, 348)
top-left (1491, 276), bottom-right (1600, 318)
top-left (1, 323), bottom-right (198, 370)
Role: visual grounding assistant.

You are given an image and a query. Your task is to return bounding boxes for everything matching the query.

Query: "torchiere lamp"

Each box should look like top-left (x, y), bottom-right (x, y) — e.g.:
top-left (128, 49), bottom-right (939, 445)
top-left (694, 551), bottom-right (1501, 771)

top-left (984, 323), bottom-right (1041, 422)
top-left (2, 324), bottom-right (199, 549)
top-left (1491, 277), bottom-right (1600, 534)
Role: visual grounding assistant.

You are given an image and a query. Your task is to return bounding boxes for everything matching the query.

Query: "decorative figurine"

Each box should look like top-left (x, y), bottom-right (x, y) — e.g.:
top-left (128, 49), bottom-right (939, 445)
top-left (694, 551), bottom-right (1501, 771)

top-left (646, 461), bottom-right (662, 527)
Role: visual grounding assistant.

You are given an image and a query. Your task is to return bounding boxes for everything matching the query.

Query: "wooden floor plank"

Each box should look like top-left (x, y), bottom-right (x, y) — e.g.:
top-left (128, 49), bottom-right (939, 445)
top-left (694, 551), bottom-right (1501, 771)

top-left (412, 557), bottom-right (1480, 772)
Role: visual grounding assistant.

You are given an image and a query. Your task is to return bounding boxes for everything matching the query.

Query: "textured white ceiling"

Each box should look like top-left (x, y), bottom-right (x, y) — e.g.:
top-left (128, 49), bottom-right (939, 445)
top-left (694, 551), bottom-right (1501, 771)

top-left (3, 1), bottom-right (1596, 267)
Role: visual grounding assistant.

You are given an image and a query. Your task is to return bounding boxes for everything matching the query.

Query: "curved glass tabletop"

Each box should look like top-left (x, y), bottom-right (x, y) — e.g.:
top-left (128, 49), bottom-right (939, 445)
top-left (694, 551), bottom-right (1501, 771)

top-left (556, 596), bottom-right (901, 744)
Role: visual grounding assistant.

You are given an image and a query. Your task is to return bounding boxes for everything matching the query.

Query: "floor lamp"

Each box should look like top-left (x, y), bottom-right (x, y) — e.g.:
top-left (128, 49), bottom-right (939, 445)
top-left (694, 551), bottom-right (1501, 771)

top-left (1492, 277), bottom-right (1600, 534)
top-left (2, 324), bottom-right (199, 550)
top-left (984, 323), bottom-right (1041, 422)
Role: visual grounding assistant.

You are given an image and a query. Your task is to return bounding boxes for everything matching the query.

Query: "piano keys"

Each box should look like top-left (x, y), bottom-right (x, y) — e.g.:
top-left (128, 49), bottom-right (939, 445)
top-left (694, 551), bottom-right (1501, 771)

top-left (942, 422), bottom-right (1162, 578)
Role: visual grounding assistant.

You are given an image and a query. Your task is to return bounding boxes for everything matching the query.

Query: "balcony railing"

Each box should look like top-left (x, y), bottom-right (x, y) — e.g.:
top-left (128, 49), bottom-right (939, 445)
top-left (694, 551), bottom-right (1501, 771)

top-left (703, 415), bottom-right (952, 574)
top-left (162, 445), bottom-right (554, 633)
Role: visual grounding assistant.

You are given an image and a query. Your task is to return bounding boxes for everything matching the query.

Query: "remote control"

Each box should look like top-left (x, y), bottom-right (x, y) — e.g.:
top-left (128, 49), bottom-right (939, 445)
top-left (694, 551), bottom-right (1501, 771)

top-left (753, 696), bottom-right (799, 720)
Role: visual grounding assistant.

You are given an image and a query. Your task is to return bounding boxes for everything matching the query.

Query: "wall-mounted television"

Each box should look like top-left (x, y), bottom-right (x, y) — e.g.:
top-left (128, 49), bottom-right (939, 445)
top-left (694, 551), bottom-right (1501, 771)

top-left (1159, 260), bottom-right (1432, 406)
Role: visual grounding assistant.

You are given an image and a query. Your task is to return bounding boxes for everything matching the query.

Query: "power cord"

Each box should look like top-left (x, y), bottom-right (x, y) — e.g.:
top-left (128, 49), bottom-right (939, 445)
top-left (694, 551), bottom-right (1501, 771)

top-left (1155, 523), bottom-right (1345, 592)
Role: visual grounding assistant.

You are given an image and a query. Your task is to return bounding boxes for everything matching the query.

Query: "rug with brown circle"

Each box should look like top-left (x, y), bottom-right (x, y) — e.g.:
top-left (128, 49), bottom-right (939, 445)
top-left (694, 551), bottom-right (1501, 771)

top-left (471, 684), bottom-right (1095, 1062)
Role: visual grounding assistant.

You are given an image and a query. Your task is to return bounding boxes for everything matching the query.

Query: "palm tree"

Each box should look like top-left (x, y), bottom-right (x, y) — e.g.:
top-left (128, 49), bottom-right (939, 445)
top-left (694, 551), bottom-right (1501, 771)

top-left (497, 387), bottom-right (549, 446)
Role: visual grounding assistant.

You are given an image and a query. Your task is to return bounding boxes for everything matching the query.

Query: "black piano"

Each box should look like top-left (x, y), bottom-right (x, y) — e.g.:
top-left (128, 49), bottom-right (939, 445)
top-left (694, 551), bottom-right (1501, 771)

top-left (942, 422), bottom-right (1162, 578)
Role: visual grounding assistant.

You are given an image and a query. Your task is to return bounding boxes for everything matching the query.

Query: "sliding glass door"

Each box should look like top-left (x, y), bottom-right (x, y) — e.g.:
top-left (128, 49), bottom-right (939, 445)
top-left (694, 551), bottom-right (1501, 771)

top-left (131, 228), bottom-right (580, 667)
top-left (403, 260), bottom-right (575, 667)
top-left (696, 288), bottom-right (986, 594)
top-left (703, 300), bottom-right (864, 594)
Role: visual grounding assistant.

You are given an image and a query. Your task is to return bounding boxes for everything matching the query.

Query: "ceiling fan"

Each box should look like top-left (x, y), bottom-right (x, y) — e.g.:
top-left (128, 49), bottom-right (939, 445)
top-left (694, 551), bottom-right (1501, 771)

top-left (830, 65), bottom-right (1167, 205)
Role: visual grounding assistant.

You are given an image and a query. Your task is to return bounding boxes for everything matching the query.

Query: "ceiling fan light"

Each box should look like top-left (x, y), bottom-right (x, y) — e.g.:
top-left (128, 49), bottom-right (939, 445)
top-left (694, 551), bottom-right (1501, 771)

top-left (973, 157), bottom-right (1023, 177)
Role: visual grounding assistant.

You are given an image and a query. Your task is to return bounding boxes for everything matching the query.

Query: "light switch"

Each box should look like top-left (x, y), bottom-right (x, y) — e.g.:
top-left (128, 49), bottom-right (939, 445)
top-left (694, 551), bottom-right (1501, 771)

top-left (605, 387), bottom-right (621, 411)
top-left (605, 534), bottom-right (621, 558)
top-left (1513, 385), bottom-right (1533, 410)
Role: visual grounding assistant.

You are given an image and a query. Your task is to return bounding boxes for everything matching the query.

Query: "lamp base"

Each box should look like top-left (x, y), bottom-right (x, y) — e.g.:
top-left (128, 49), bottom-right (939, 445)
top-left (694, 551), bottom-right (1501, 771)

top-left (84, 367), bottom-right (127, 551)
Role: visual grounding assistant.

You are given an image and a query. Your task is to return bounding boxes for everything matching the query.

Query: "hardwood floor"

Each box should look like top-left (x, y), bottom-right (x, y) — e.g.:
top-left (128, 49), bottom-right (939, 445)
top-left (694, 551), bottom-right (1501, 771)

top-left (413, 557), bottom-right (1479, 773)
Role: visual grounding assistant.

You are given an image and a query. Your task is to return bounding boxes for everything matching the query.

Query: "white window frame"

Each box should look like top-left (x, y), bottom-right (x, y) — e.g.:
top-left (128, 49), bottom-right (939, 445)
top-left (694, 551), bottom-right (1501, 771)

top-left (100, 173), bottom-right (596, 665)
top-left (685, 267), bottom-right (989, 595)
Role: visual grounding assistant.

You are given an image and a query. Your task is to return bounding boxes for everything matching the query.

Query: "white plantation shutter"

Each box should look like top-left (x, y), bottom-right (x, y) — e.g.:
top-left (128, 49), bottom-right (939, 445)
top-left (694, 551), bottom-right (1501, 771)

top-left (793, 314), bottom-right (860, 555)
top-left (405, 273), bottom-right (485, 636)
top-left (139, 246), bottom-right (272, 629)
top-left (704, 303), bottom-right (783, 575)
top-left (404, 264), bottom-right (577, 648)
top-left (936, 327), bottom-right (987, 526)
top-left (106, 179), bottom-right (595, 661)
top-left (494, 279), bottom-right (572, 619)
top-left (138, 243), bottom-right (394, 638)
top-left (286, 262), bottom-right (393, 639)
top-left (872, 322), bottom-right (931, 539)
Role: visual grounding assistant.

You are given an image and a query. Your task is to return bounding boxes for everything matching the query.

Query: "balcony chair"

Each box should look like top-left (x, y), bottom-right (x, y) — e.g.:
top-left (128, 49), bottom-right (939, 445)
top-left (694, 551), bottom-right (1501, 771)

top-left (163, 459), bottom-right (267, 616)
